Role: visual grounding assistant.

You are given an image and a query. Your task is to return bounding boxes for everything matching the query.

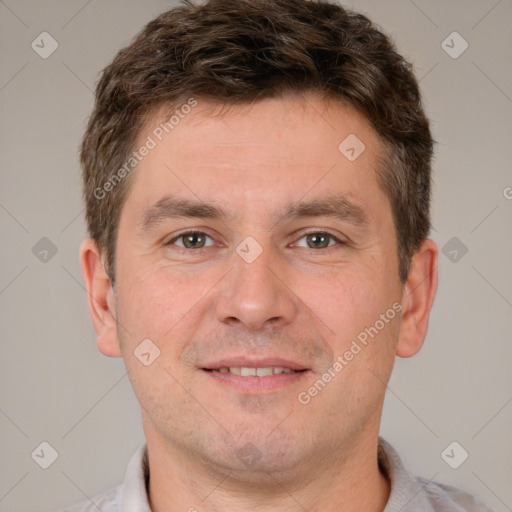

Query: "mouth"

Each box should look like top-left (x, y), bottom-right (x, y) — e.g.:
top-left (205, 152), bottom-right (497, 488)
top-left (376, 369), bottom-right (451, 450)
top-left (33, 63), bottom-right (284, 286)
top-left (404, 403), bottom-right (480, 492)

top-left (200, 359), bottom-right (310, 393)
top-left (203, 366), bottom-right (306, 376)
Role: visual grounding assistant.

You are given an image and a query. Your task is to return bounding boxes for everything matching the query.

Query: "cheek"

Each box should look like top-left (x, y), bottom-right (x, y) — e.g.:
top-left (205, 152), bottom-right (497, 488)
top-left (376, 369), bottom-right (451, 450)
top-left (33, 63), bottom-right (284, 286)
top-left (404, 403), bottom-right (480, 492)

top-left (115, 267), bottom-right (209, 348)
top-left (300, 263), bottom-right (393, 340)
top-left (115, 269), bottom-right (206, 413)
top-left (304, 262), bottom-right (401, 385)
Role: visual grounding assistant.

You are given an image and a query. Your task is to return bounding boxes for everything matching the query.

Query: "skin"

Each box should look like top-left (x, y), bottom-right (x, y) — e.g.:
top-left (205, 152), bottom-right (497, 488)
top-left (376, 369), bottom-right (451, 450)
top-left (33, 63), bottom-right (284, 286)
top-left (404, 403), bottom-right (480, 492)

top-left (81, 92), bottom-right (438, 512)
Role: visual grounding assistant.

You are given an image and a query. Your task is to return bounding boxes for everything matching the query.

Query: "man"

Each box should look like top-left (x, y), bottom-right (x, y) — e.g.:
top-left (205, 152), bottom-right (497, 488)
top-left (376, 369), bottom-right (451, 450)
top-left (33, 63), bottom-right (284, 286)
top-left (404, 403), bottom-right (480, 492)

top-left (62, 0), bottom-right (491, 510)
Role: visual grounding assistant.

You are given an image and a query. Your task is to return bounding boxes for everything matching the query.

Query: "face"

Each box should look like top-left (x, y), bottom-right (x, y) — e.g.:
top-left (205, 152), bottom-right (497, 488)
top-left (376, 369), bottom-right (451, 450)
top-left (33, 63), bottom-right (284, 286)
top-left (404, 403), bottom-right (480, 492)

top-left (99, 93), bottom-right (408, 478)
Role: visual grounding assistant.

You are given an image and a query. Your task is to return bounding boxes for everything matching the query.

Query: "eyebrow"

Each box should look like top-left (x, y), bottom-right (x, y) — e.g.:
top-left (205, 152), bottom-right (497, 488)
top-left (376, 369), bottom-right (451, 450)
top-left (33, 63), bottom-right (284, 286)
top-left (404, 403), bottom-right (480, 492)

top-left (138, 194), bottom-right (370, 233)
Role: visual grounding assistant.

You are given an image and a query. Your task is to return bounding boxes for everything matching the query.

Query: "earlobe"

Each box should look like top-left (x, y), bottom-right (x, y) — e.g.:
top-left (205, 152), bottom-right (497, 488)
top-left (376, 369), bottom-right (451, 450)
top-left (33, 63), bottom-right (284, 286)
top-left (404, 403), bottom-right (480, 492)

top-left (396, 239), bottom-right (438, 358)
top-left (79, 238), bottom-right (122, 358)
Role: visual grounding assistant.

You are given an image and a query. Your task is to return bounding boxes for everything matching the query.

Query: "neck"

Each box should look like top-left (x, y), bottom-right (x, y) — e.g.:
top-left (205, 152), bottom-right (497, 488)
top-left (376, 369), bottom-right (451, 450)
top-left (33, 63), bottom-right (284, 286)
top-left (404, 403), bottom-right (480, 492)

top-left (145, 426), bottom-right (390, 512)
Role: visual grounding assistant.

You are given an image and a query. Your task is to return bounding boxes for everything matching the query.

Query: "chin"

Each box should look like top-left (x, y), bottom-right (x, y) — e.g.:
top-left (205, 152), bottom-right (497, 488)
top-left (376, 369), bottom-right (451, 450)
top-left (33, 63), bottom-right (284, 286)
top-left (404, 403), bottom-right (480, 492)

top-left (196, 428), bottom-right (308, 479)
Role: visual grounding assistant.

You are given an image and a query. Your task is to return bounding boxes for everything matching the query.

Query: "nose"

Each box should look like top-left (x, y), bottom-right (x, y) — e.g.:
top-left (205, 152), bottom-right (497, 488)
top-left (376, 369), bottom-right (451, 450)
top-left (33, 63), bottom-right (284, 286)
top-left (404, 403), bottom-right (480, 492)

top-left (214, 244), bottom-right (298, 332)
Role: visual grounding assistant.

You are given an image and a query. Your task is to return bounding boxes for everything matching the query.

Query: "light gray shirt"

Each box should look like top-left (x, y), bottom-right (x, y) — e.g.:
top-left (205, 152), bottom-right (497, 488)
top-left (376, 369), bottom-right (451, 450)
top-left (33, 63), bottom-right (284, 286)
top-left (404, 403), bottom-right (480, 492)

top-left (57, 436), bottom-right (491, 512)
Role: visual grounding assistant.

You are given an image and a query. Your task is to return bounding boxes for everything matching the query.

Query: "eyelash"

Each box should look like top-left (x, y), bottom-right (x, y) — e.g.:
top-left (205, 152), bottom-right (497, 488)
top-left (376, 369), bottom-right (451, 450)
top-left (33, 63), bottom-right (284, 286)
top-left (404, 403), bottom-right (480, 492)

top-left (166, 230), bottom-right (347, 252)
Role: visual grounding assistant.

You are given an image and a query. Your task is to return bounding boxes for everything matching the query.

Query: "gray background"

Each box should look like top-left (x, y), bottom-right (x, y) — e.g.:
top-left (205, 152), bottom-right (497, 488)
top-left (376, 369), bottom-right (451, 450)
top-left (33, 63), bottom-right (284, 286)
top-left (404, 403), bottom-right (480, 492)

top-left (1, 0), bottom-right (511, 511)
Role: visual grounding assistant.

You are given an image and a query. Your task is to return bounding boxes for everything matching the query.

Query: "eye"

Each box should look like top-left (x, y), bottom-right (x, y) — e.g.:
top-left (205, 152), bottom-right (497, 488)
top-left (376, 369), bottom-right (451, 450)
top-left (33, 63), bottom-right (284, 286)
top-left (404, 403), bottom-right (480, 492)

top-left (294, 232), bottom-right (344, 249)
top-left (167, 231), bottom-right (215, 250)
top-left (166, 230), bottom-right (345, 251)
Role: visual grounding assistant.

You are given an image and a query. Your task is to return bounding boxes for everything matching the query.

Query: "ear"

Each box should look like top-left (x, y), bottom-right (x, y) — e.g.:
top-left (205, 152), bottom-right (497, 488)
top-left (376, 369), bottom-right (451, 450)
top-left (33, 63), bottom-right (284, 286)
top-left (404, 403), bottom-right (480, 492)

top-left (396, 239), bottom-right (438, 358)
top-left (79, 238), bottom-right (122, 357)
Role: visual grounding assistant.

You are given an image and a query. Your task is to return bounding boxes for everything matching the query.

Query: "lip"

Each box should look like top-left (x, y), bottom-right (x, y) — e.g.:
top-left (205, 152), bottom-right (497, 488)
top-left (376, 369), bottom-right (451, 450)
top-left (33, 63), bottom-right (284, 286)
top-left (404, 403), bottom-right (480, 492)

top-left (200, 356), bottom-right (310, 394)
top-left (201, 357), bottom-right (308, 371)
top-left (202, 368), bottom-right (310, 393)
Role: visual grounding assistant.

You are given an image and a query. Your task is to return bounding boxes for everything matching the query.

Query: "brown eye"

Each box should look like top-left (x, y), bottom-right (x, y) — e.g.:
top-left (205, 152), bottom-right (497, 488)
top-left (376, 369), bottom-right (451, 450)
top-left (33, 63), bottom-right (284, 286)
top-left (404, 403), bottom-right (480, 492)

top-left (168, 231), bottom-right (214, 249)
top-left (306, 233), bottom-right (332, 249)
top-left (295, 232), bottom-right (341, 249)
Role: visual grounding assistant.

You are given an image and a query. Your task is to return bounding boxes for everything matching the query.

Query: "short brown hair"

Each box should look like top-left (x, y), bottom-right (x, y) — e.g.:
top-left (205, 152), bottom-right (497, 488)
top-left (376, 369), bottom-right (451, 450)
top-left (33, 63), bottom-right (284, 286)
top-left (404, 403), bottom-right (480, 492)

top-left (81, 0), bottom-right (433, 285)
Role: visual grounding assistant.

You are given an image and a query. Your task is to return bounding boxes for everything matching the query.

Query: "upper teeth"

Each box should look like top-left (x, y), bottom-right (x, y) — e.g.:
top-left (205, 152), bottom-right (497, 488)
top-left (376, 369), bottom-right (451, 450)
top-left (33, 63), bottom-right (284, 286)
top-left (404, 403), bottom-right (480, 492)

top-left (217, 367), bottom-right (295, 376)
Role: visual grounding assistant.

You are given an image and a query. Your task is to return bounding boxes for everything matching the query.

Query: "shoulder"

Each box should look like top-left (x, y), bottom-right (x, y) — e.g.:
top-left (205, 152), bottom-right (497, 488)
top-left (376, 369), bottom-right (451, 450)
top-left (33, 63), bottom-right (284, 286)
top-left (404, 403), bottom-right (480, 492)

top-left (54, 484), bottom-right (120, 512)
top-left (417, 476), bottom-right (493, 512)
top-left (377, 437), bottom-right (492, 512)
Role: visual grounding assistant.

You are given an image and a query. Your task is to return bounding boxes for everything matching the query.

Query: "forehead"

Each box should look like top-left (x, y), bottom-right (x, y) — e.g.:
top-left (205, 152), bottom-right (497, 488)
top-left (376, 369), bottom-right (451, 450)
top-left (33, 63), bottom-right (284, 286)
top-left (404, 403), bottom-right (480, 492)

top-left (139, 92), bottom-right (378, 161)
top-left (122, 92), bottom-right (390, 227)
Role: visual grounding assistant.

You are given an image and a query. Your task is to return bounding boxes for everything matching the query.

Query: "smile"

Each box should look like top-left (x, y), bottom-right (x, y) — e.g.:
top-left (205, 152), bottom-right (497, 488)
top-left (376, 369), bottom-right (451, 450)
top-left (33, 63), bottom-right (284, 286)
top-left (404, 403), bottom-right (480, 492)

top-left (202, 365), bottom-right (309, 394)
top-left (208, 367), bottom-right (301, 376)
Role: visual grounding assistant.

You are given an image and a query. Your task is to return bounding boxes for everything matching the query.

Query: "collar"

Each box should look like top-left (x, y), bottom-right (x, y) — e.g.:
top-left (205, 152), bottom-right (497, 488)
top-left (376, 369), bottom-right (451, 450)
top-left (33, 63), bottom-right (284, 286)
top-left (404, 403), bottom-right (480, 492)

top-left (115, 437), bottom-right (440, 512)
